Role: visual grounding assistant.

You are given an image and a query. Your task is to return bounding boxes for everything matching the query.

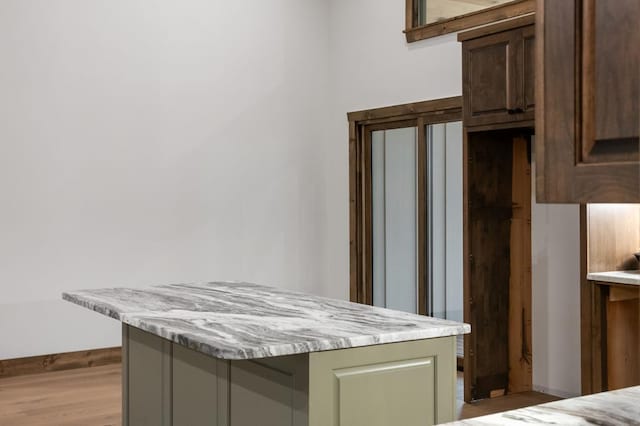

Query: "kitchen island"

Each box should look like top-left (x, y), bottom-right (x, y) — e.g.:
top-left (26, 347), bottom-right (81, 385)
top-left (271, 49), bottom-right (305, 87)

top-left (63, 281), bottom-right (470, 426)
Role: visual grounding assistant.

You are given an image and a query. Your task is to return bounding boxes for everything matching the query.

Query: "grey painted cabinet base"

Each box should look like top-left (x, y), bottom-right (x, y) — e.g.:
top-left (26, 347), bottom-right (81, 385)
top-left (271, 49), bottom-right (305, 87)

top-left (122, 325), bottom-right (456, 426)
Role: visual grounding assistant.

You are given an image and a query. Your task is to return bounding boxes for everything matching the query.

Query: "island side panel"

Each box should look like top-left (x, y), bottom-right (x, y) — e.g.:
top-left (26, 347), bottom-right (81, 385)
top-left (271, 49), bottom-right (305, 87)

top-left (230, 355), bottom-right (309, 426)
top-left (124, 325), bottom-right (172, 426)
top-left (172, 343), bottom-right (224, 425)
top-left (122, 324), bottom-right (309, 426)
top-left (308, 336), bottom-right (456, 426)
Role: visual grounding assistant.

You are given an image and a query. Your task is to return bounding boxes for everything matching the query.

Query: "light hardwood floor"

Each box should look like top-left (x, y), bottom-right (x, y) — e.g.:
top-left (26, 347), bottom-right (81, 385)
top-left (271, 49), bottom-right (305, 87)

top-left (0, 364), bottom-right (121, 426)
top-left (456, 372), bottom-right (560, 419)
top-left (0, 366), bottom-right (560, 425)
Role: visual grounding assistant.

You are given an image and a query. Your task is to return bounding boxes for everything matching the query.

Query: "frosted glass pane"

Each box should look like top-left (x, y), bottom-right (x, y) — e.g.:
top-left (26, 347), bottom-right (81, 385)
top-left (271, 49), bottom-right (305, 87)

top-left (428, 123), bottom-right (447, 319)
top-left (425, 121), bottom-right (463, 324)
top-left (372, 131), bottom-right (386, 308)
top-left (371, 127), bottom-right (418, 314)
top-left (384, 127), bottom-right (417, 314)
top-left (445, 121), bottom-right (464, 323)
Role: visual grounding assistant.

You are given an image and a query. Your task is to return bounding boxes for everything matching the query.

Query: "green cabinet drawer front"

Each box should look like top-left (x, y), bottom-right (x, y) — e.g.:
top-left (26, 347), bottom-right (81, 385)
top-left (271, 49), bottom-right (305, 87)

top-left (335, 358), bottom-right (435, 426)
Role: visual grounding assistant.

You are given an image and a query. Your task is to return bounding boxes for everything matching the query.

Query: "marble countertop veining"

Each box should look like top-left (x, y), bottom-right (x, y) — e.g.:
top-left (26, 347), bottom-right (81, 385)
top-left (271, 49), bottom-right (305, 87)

top-left (62, 281), bottom-right (470, 360)
top-left (440, 386), bottom-right (640, 426)
top-left (587, 270), bottom-right (640, 286)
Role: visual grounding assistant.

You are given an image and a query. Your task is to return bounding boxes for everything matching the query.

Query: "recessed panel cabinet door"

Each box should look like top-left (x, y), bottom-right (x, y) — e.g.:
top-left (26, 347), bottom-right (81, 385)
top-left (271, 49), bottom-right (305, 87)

top-left (537, 0), bottom-right (640, 203)
top-left (308, 338), bottom-right (456, 426)
top-left (461, 20), bottom-right (535, 128)
top-left (462, 31), bottom-right (514, 127)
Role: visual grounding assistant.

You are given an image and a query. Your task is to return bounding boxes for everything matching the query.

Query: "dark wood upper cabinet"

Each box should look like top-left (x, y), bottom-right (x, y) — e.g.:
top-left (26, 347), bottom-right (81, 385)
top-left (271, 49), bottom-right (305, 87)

top-left (537, 0), bottom-right (640, 203)
top-left (459, 16), bottom-right (535, 129)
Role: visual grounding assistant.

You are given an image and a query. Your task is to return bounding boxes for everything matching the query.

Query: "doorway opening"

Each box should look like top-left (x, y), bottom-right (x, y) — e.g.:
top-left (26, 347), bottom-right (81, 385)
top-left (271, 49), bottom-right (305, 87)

top-left (464, 129), bottom-right (533, 401)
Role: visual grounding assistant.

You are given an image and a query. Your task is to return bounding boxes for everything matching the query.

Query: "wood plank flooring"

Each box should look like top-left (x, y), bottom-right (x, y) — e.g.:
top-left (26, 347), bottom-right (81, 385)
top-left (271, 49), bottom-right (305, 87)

top-left (0, 366), bottom-right (560, 425)
top-left (0, 364), bottom-right (121, 426)
top-left (456, 372), bottom-right (561, 419)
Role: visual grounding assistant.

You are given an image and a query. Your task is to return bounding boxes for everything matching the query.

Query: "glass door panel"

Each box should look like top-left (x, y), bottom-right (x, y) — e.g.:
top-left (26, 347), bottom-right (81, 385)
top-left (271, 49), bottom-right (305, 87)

top-left (370, 121), bottom-right (462, 327)
top-left (427, 121), bottom-right (463, 322)
top-left (372, 127), bottom-right (418, 313)
top-left (443, 122), bottom-right (463, 324)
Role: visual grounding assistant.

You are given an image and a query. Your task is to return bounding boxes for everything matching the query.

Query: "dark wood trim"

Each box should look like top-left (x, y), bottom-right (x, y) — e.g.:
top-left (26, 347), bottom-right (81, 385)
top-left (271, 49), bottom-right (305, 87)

top-left (347, 97), bottom-right (461, 123)
top-left (365, 119), bottom-right (418, 132)
top-left (465, 121), bottom-right (535, 133)
top-left (353, 111), bottom-right (462, 128)
top-left (405, 0), bottom-right (535, 43)
top-left (362, 126), bottom-right (375, 305)
top-left (0, 347), bottom-right (121, 379)
top-left (593, 283), bottom-right (607, 392)
top-left (406, 0), bottom-right (415, 31)
top-left (579, 204), bottom-right (592, 394)
top-left (534, 0), bottom-right (546, 199)
top-left (349, 120), bottom-right (360, 303)
top-left (457, 356), bottom-right (464, 371)
top-left (462, 129), bottom-right (472, 402)
top-left (457, 13), bottom-right (535, 42)
top-left (347, 97), bottom-right (463, 307)
top-left (417, 116), bottom-right (428, 315)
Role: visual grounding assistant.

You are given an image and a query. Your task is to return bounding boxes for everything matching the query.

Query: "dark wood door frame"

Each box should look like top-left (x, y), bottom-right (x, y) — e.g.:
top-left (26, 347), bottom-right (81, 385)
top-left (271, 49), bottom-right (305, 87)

top-left (347, 96), bottom-right (462, 314)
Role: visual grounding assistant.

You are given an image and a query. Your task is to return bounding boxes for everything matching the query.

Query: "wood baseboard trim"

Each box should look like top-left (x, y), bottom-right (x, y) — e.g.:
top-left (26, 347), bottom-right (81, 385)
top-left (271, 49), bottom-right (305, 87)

top-left (0, 347), bottom-right (121, 380)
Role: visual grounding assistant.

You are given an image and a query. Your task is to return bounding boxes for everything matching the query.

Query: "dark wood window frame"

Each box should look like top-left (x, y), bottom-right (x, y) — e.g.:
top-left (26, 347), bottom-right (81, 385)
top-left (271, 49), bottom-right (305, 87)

top-left (348, 96), bottom-right (462, 314)
top-left (404, 0), bottom-right (535, 43)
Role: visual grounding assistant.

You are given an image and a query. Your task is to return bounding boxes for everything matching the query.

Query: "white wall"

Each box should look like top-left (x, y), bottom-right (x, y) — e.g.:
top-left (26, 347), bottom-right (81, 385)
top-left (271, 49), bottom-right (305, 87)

top-left (0, 0), bottom-right (330, 359)
top-left (327, 1), bottom-right (582, 397)
top-left (531, 153), bottom-right (582, 397)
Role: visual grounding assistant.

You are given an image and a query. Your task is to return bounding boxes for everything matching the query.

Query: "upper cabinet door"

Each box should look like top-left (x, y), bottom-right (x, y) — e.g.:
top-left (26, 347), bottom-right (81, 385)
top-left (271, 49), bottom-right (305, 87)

top-left (537, 0), bottom-right (640, 203)
top-left (462, 30), bottom-right (515, 127)
top-left (460, 16), bottom-right (535, 129)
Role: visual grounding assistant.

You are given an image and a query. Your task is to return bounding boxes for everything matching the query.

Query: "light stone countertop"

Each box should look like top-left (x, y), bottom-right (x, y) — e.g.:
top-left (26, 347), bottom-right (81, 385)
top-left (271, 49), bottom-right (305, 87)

top-left (63, 281), bottom-right (470, 360)
top-left (440, 386), bottom-right (640, 425)
top-left (587, 270), bottom-right (640, 286)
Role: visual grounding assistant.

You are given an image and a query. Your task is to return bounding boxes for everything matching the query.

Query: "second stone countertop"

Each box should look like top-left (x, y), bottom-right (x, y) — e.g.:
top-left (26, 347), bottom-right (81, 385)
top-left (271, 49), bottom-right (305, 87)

top-left (63, 281), bottom-right (470, 360)
top-left (439, 385), bottom-right (640, 425)
top-left (587, 270), bottom-right (640, 286)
